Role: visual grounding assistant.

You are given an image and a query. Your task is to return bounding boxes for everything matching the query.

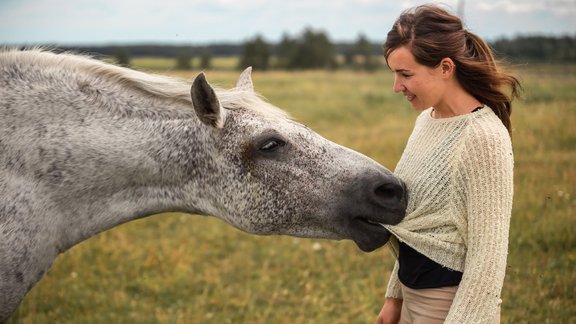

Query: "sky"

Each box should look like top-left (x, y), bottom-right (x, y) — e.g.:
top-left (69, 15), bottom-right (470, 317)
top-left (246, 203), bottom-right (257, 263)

top-left (0, 0), bottom-right (575, 46)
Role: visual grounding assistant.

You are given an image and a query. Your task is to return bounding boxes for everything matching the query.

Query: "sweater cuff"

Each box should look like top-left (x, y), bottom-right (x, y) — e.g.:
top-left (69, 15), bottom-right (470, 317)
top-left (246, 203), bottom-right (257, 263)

top-left (385, 260), bottom-right (403, 299)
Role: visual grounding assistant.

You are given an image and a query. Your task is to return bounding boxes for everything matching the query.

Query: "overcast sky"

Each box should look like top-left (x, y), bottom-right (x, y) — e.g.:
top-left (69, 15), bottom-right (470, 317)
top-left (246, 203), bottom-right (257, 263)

top-left (1, 0), bottom-right (574, 45)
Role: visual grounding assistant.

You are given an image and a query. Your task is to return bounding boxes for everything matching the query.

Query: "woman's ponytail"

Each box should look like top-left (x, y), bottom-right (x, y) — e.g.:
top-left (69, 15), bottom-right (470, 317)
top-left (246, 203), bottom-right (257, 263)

top-left (458, 30), bottom-right (521, 136)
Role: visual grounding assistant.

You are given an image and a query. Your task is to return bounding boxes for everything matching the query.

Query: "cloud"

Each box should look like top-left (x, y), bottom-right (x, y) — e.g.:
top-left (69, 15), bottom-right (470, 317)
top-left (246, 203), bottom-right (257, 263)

top-left (0, 0), bottom-right (573, 44)
top-left (397, 0), bottom-right (459, 10)
top-left (476, 0), bottom-right (576, 16)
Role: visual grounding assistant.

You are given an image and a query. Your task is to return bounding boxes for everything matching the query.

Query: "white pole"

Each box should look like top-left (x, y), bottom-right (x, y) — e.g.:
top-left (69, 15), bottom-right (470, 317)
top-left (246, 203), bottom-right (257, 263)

top-left (457, 0), bottom-right (465, 21)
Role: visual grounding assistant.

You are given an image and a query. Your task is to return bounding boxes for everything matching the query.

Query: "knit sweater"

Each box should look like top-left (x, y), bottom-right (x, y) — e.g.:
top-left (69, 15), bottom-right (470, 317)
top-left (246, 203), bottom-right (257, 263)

top-left (384, 107), bottom-right (514, 324)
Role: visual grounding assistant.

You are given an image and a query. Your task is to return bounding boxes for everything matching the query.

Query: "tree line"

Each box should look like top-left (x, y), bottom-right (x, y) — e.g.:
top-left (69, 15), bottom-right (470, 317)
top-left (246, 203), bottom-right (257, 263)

top-left (491, 35), bottom-right (576, 63)
top-left (56, 31), bottom-right (575, 71)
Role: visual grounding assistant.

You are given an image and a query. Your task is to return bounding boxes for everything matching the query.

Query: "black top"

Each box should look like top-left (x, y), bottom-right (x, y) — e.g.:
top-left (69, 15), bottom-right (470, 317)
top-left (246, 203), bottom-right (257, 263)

top-left (397, 242), bottom-right (463, 289)
top-left (397, 106), bottom-right (482, 289)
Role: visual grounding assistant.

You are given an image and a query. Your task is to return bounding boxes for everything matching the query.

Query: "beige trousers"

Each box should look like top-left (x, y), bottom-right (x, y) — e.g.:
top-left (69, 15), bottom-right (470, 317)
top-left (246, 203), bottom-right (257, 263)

top-left (399, 284), bottom-right (501, 324)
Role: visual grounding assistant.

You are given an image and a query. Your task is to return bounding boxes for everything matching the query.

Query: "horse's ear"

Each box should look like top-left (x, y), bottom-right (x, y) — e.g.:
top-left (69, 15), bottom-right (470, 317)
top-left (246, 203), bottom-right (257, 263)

top-left (191, 72), bottom-right (224, 128)
top-left (236, 67), bottom-right (254, 92)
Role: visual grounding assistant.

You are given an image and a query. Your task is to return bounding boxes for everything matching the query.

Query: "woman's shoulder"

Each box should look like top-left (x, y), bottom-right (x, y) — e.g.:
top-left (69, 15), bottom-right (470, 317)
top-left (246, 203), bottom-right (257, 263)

top-left (465, 107), bottom-right (511, 143)
top-left (460, 107), bottom-right (514, 163)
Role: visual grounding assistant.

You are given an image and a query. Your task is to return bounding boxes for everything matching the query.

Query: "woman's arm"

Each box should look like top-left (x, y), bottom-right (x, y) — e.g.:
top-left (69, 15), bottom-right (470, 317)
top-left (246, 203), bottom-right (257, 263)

top-left (376, 259), bottom-right (404, 324)
top-left (444, 127), bottom-right (514, 324)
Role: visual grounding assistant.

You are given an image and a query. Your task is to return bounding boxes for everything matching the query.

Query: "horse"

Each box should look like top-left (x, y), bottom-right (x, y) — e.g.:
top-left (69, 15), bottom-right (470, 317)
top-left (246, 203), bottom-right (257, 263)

top-left (0, 48), bottom-right (406, 320)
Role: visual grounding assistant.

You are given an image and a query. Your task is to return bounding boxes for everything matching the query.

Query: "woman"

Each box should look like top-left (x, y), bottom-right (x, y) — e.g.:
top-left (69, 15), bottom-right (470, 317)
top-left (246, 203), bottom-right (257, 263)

top-left (375, 4), bottom-right (521, 324)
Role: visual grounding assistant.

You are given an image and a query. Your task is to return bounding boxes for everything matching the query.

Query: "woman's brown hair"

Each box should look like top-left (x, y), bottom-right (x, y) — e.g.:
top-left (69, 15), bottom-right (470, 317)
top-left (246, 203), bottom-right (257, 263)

top-left (383, 4), bottom-right (521, 135)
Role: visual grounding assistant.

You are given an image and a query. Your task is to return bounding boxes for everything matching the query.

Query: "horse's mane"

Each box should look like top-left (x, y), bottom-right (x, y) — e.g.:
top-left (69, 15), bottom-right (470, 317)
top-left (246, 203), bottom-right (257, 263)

top-left (0, 47), bottom-right (288, 120)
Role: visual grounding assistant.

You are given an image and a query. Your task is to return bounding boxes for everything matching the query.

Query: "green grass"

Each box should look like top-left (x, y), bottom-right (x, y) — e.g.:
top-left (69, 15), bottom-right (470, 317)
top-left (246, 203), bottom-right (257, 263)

top-left (7, 65), bottom-right (576, 323)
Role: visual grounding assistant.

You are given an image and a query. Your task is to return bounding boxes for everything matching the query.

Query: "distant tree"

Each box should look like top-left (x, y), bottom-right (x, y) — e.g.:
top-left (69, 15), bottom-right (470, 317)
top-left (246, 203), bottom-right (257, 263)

top-left (557, 35), bottom-right (576, 62)
top-left (238, 35), bottom-right (271, 71)
top-left (295, 28), bottom-right (336, 69)
top-left (277, 28), bottom-right (336, 70)
top-left (175, 52), bottom-right (193, 70)
top-left (491, 35), bottom-right (576, 63)
top-left (343, 48), bottom-right (354, 66)
top-left (275, 33), bottom-right (298, 69)
top-left (199, 49), bottom-right (212, 70)
top-left (353, 33), bottom-right (379, 71)
top-left (115, 48), bottom-right (130, 67)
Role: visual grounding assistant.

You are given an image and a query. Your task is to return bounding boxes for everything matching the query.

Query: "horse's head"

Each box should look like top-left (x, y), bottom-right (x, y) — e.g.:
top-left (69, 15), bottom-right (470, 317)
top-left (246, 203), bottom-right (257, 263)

top-left (189, 69), bottom-right (406, 252)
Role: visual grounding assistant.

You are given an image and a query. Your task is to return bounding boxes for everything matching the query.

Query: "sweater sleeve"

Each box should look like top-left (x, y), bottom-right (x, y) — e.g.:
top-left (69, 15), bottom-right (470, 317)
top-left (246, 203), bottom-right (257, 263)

top-left (384, 236), bottom-right (403, 299)
top-left (385, 260), bottom-right (403, 299)
top-left (444, 126), bottom-right (514, 323)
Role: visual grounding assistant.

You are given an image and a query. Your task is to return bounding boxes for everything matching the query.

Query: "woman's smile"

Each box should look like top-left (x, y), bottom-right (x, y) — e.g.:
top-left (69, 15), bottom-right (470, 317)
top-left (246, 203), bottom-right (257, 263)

top-left (404, 92), bottom-right (416, 103)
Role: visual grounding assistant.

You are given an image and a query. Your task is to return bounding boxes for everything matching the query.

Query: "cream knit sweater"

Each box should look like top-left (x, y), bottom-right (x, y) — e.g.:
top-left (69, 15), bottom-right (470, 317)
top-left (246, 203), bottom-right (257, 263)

top-left (384, 107), bottom-right (514, 324)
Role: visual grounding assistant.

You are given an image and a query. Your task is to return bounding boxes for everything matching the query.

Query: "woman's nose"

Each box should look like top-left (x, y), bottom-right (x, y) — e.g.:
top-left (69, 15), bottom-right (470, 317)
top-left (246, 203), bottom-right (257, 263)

top-left (392, 76), bottom-right (404, 93)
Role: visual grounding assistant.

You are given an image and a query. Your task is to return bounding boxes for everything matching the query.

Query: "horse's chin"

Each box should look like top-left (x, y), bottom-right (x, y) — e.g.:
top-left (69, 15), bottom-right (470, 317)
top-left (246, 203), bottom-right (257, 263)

top-left (349, 222), bottom-right (392, 252)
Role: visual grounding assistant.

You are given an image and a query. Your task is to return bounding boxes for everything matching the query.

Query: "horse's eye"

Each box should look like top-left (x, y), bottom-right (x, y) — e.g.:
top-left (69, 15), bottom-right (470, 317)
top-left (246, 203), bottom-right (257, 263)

top-left (259, 138), bottom-right (286, 153)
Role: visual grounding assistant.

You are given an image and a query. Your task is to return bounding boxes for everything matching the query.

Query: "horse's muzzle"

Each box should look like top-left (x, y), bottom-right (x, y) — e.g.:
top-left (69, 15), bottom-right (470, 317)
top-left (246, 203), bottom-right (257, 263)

top-left (340, 172), bottom-right (407, 252)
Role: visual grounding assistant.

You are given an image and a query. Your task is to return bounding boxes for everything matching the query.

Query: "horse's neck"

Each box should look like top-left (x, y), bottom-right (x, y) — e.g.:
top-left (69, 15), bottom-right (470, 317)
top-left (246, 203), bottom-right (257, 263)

top-left (0, 58), bottom-right (223, 314)
top-left (55, 115), bottom-right (209, 251)
top-left (3, 81), bottom-right (210, 253)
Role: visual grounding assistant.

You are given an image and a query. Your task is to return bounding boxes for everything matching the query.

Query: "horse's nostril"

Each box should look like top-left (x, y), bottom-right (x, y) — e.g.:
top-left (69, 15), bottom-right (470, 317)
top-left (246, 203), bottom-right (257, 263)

top-left (375, 181), bottom-right (405, 204)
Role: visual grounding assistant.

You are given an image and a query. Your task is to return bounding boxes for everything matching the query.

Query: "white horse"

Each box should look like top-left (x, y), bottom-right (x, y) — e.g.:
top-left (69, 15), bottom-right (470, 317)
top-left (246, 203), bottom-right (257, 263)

top-left (0, 49), bottom-right (406, 320)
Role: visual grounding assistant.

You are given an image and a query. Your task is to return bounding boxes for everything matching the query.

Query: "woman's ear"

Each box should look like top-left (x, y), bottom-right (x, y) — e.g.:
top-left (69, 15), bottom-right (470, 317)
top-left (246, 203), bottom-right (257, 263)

top-left (440, 57), bottom-right (456, 78)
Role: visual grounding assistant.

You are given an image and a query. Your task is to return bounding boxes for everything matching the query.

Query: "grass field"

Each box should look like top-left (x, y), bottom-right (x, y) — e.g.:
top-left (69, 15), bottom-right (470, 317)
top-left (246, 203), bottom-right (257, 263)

top-left (6, 62), bottom-right (576, 323)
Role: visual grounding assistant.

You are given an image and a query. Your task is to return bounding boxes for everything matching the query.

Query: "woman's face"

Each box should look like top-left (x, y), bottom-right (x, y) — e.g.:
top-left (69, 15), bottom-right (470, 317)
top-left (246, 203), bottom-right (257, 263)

top-left (387, 46), bottom-right (446, 112)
